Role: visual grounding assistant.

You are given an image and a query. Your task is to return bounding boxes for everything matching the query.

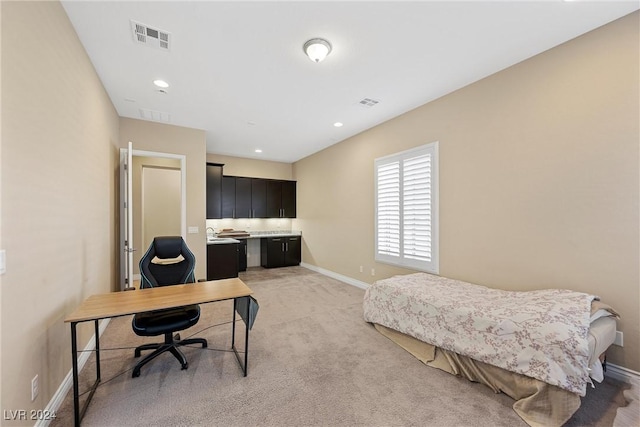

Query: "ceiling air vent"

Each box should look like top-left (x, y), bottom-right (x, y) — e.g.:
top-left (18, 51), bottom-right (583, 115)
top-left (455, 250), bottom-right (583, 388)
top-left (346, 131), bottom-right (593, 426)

top-left (358, 98), bottom-right (380, 107)
top-left (131, 20), bottom-right (170, 51)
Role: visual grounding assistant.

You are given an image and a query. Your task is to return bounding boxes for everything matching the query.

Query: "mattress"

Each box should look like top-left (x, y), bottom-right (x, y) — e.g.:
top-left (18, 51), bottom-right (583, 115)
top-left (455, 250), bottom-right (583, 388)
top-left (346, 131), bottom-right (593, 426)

top-left (587, 315), bottom-right (617, 382)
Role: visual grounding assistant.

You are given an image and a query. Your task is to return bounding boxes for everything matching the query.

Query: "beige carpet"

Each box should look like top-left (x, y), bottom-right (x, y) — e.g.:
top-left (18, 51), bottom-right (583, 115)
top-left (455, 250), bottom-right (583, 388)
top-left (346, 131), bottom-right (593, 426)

top-left (51, 266), bottom-right (629, 426)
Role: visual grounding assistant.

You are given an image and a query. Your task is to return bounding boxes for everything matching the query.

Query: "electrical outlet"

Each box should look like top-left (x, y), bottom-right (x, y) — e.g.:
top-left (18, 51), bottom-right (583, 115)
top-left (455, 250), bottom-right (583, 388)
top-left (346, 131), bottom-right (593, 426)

top-left (614, 331), bottom-right (624, 347)
top-left (31, 375), bottom-right (39, 401)
top-left (371, 268), bottom-right (375, 276)
top-left (359, 266), bottom-right (363, 273)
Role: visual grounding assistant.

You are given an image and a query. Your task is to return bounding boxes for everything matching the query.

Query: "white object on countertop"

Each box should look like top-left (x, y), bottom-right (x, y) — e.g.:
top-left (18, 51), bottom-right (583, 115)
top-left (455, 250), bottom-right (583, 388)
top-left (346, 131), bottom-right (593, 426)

top-left (207, 237), bottom-right (240, 244)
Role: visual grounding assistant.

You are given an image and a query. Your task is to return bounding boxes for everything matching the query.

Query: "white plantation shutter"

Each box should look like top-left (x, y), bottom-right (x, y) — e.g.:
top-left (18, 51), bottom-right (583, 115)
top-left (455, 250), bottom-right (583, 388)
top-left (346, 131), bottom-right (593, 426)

top-left (376, 161), bottom-right (400, 256)
top-left (375, 142), bottom-right (438, 273)
top-left (403, 154), bottom-right (432, 262)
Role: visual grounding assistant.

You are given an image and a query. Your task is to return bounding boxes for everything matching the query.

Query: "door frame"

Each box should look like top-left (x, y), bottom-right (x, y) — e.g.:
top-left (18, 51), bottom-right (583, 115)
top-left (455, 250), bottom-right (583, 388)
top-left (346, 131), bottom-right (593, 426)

top-left (120, 147), bottom-right (187, 290)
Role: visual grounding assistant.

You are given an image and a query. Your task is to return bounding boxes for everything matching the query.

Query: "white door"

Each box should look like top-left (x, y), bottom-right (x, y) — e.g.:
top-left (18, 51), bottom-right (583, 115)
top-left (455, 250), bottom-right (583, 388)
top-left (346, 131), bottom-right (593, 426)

top-left (119, 141), bottom-right (135, 290)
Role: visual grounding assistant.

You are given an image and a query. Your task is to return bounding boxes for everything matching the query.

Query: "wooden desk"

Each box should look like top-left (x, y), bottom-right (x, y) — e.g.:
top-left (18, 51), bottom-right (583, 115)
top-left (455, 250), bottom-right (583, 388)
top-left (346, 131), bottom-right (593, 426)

top-left (64, 278), bottom-right (253, 426)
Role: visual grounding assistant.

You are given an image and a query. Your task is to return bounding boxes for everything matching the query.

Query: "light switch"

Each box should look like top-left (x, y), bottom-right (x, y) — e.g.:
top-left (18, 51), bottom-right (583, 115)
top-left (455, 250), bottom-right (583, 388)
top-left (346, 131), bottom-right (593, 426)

top-left (188, 226), bottom-right (199, 234)
top-left (0, 249), bottom-right (6, 274)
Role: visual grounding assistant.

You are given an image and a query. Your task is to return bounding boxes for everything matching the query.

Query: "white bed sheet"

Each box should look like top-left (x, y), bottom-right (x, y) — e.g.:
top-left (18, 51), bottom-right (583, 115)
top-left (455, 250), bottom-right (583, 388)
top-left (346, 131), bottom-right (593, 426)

top-left (587, 316), bottom-right (617, 382)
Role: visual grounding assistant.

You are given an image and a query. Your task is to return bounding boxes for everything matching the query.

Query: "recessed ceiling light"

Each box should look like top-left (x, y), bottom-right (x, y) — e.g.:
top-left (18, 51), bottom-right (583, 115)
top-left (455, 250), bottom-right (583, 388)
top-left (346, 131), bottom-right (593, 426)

top-left (153, 79), bottom-right (169, 88)
top-left (255, 149), bottom-right (262, 153)
top-left (334, 122), bottom-right (343, 127)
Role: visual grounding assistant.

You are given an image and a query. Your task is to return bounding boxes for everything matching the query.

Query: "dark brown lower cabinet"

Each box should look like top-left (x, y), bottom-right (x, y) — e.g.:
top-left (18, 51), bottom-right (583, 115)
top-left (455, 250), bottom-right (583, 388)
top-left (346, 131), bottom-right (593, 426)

top-left (238, 239), bottom-right (247, 272)
top-left (207, 243), bottom-right (239, 280)
top-left (260, 236), bottom-right (301, 268)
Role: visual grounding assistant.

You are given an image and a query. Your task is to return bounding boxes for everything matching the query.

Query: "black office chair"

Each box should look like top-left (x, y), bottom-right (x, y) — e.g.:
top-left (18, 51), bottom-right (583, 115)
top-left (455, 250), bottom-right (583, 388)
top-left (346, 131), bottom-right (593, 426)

top-left (131, 236), bottom-right (207, 377)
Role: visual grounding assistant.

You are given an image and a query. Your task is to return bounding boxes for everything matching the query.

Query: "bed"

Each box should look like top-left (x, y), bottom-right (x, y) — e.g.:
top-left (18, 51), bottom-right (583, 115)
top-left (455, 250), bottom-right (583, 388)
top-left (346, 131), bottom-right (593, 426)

top-left (362, 273), bottom-right (618, 427)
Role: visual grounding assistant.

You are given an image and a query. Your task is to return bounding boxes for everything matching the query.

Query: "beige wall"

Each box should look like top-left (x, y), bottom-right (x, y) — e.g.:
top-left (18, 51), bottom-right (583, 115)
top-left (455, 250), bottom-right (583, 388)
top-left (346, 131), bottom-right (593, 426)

top-left (120, 119), bottom-right (207, 280)
top-left (294, 12), bottom-right (639, 371)
top-left (1, 1), bottom-right (120, 420)
top-left (0, 0), bottom-right (4, 409)
top-left (207, 153), bottom-right (293, 180)
top-left (0, 0), bottom-right (4, 415)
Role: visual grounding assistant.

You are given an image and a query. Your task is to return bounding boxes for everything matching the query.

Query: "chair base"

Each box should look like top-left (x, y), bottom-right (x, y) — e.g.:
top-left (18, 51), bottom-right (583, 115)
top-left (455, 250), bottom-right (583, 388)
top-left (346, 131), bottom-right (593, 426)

top-left (132, 333), bottom-right (207, 378)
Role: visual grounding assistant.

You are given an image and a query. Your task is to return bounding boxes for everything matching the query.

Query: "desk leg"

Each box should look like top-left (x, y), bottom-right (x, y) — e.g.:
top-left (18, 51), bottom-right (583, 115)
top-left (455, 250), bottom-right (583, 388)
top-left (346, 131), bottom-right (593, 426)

top-left (231, 299), bottom-right (237, 349)
top-left (243, 311), bottom-right (249, 376)
top-left (94, 320), bottom-right (101, 379)
top-left (71, 320), bottom-right (102, 427)
top-left (71, 322), bottom-right (80, 427)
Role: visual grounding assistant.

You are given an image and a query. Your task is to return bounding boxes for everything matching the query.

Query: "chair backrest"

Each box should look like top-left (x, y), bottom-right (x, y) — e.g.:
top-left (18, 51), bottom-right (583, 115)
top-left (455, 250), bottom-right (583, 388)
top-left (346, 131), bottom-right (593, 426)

top-left (139, 236), bottom-right (196, 288)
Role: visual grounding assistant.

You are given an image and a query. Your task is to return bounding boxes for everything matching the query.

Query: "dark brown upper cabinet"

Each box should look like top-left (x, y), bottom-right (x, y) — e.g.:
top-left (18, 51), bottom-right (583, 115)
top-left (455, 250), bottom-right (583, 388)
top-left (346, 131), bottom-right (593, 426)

top-left (206, 163), bottom-right (223, 219)
top-left (221, 175), bottom-right (236, 218)
top-left (207, 167), bottom-right (296, 219)
top-left (267, 180), bottom-right (296, 218)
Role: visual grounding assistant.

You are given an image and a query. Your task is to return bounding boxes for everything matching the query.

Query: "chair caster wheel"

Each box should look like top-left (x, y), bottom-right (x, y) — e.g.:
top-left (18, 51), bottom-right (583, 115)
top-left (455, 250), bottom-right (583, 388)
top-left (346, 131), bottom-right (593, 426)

top-left (181, 362), bottom-right (188, 370)
top-left (132, 369), bottom-right (141, 378)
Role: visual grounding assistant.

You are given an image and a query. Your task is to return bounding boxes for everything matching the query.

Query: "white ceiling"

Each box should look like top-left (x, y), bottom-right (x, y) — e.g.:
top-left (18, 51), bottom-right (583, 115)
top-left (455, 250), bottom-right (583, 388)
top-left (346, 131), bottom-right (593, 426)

top-left (61, 1), bottom-right (638, 163)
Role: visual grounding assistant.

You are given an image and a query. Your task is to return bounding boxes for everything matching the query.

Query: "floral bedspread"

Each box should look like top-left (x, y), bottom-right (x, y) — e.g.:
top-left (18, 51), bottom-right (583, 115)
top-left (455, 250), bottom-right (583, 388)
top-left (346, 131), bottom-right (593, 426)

top-left (363, 273), bottom-right (596, 395)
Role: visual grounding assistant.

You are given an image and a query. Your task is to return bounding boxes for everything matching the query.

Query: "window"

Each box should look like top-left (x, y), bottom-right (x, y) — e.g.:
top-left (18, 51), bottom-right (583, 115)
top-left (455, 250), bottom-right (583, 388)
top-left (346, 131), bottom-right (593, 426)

top-left (375, 142), bottom-right (438, 273)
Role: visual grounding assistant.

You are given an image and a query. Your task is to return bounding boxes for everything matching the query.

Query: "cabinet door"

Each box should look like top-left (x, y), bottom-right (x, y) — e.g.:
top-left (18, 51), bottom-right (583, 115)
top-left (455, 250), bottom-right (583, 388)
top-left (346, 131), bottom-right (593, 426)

top-left (251, 178), bottom-right (267, 218)
top-left (235, 177), bottom-right (252, 218)
top-left (206, 164), bottom-right (222, 219)
top-left (284, 236), bottom-right (301, 266)
top-left (281, 180), bottom-right (297, 218)
top-left (207, 243), bottom-right (239, 280)
top-left (238, 239), bottom-right (247, 272)
top-left (260, 237), bottom-right (285, 268)
top-left (221, 176), bottom-right (236, 218)
top-left (266, 180), bottom-right (282, 218)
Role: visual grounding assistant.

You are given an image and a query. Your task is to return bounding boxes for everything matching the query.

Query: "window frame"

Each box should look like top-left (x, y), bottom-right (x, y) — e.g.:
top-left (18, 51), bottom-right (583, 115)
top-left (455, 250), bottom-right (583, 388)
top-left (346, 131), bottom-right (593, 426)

top-left (374, 141), bottom-right (439, 274)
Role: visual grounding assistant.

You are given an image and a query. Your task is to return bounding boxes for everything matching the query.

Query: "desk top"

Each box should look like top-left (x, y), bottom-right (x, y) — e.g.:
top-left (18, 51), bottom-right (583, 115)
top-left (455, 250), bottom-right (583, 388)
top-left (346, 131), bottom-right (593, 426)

top-left (65, 278), bottom-right (252, 323)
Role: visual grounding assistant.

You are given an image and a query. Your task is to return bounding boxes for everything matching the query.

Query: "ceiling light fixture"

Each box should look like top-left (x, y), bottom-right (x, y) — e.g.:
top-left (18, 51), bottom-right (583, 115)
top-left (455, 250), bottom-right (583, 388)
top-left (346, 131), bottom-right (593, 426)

top-left (303, 38), bottom-right (332, 63)
top-left (255, 149), bottom-right (262, 153)
top-left (334, 122), bottom-right (343, 127)
top-left (153, 79), bottom-right (169, 88)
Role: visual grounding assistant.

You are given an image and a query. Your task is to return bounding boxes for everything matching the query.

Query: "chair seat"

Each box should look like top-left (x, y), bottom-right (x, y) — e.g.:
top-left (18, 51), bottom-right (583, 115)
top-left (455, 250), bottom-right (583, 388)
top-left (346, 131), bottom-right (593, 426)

top-left (132, 305), bottom-right (200, 336)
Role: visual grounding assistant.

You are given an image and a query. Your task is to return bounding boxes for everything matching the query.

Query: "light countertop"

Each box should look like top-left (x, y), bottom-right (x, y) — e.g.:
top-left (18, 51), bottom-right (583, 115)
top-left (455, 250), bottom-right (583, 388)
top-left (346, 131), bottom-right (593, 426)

top-left (207, 230), bottom-right (301, 244)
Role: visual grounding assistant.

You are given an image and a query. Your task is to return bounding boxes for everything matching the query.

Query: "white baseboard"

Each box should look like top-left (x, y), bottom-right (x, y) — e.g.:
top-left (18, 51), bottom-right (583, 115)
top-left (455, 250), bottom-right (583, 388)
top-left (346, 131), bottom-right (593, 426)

top-left (36, 318), bottom-right (111, 427)
top-left (300, 262), bottom-right (369, 290)
top-left (607, 363), bottom-right (640, 388)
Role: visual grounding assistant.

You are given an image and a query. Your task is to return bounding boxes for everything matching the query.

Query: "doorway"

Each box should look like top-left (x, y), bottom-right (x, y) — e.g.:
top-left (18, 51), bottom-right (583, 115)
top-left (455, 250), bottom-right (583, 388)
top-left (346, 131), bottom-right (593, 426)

top-left (137, 158), bottom-right (182, 277)
top-left (120, 146), bottom-right (186, 290)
